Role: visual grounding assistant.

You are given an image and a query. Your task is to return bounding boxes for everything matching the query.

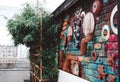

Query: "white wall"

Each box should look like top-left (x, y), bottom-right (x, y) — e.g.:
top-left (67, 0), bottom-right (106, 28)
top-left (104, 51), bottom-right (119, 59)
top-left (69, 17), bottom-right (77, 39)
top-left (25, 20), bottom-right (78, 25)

top-left (58, 70), bottom-right (89, 82)
top-left (17, 45), bottom-right (29, 58)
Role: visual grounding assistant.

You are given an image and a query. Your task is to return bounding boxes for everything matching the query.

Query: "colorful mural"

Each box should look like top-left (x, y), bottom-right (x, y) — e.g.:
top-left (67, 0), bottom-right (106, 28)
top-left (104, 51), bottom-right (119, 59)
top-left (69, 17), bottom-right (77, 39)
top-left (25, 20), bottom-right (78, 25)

top-left (59, 0), bottom-right (118, 82)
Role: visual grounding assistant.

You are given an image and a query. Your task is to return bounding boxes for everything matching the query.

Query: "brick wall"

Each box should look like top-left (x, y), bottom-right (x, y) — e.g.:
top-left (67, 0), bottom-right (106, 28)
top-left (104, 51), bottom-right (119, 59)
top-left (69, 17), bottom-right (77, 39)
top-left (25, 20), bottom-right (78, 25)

top-left (59, 0), bottom-right (118, 82)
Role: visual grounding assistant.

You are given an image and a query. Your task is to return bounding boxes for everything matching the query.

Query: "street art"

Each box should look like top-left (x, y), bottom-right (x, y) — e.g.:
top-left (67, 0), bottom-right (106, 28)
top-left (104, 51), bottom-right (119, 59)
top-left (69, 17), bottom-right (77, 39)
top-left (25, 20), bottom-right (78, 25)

top-left (101, 25), bottom-right (110, 41)
top-left (92, 0), bottom-right (102, 16)
top-left (80, 12), bottom-right (95, 55)
top-left (71, 60), bottom-right (80, 76)
top-left (59, 0), bottom-right (118, 82)
top-left (110, 5), bottom-right (118, 35)
top-left (103, 0), bottom-right (109, 4)
top-left (94, 43), bottom-right (102, 49)
top-left (107, 54), bottom-right (115, 66)
top-left (73, 23), bottom-right (81, 49)
top-left (108, 74), bottom-right (116, 82)
top-left (91, 50), bottom-right (97, 61)
top-left (97, 66), bottom-right (107, 82)
top-left (72, 7), bottom-right (83, 49)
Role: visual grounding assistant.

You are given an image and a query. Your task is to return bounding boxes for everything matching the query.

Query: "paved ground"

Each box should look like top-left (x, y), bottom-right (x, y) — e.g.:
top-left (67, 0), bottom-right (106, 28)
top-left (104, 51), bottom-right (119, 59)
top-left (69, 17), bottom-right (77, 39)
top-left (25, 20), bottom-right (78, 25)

top-left (0, 69), bottom-right (30, 82)
top-left (0, 59), bottom-right (30, 82)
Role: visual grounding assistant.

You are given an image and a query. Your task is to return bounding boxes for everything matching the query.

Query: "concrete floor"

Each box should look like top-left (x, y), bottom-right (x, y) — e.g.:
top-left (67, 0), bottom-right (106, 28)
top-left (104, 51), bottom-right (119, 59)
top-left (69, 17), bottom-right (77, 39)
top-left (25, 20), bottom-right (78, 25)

top-left (0, 70), bottom-right (30, 82)
top-left (0, 60), bottom-right (30, 82)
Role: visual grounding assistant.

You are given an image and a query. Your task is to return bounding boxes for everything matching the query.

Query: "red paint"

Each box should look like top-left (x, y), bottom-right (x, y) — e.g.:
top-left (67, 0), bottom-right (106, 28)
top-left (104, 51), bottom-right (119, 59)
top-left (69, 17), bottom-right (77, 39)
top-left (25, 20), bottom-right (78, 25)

top-left (106, 42), bottom-right (118, 50)
top-left (108, 34), bottom-right (118, 41)
top-left (92, 0), bottom-right (102, 16)
top-left (107, 50), bottom-right (118, 57)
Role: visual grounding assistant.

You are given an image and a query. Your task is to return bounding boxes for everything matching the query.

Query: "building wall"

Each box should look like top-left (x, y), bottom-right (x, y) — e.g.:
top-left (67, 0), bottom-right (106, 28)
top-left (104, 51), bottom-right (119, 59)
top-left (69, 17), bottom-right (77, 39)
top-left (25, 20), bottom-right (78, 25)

top-left (0, 45), bottom-right (17, 58)
top-left (17, 45), bottom-right (29, 58)
top-left (59, 0), bottom-right (118, 82)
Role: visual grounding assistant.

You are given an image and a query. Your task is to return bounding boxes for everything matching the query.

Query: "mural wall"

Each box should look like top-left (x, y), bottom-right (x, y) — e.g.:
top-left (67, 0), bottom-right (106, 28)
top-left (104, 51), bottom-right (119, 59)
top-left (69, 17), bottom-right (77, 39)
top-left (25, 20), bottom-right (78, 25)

top-left (59, 0), bottom-right (118, 82)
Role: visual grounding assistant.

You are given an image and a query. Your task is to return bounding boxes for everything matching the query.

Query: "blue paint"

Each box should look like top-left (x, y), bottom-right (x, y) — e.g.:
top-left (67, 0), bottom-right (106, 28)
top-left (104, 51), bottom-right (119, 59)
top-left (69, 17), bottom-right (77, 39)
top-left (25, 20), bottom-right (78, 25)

top-left (103, 0), bottom-right (109, 4)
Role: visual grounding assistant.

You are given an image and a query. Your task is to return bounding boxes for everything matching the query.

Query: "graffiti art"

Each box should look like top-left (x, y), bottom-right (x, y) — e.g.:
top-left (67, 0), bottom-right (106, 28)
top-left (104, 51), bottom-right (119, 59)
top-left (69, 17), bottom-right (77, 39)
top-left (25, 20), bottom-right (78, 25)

top-left (61, 24), bottom-right (73, 49)
top-left (58, 0), bottom-right (118, 81)
top-left (103, 0), bottom-right (109, 4)
top-left (97, 66), bottom-right (107, 82)
top-left (74, 7), bottom-right (82, 19)
top-left (83, 12), bottom-right (95, 37)
top-left (71, 60), bottom-right (80, 76)
top-left (91, 50), bottom-right (98, 61)
top-left (80, 12), bottom-right (95, 55)
top-left (107, 55), bottom-right (115, 66)
top-left (73, 23), bottom-right (82, 49)
top-left (62, 53), bottom-right (72, 72)
top-left (94, 43), bottom-right (102, 49)
top-left (101, 25), bottom-right (110, 41)
top-left (108, 74), bottom-right (115, 82)
top-left (106, 42), bottom-right (118, 50)
top-left (92, 0), bottom-right (102, 15)
top-left (108, 34), bottom-right (118, 41)
top-left (110, 5), bottom-right (118, 35)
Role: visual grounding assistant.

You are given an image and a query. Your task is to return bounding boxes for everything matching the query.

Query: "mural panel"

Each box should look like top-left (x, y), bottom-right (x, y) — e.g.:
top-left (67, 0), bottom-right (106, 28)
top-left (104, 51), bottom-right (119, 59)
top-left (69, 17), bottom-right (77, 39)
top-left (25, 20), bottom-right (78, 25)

top-left (59, 0), bottom-right (118, 82)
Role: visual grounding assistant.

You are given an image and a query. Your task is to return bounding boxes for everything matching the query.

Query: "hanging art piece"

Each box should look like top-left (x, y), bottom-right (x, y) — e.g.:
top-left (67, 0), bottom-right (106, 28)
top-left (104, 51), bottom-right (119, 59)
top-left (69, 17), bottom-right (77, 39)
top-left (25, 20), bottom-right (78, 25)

top-left (80, 12), bottom-right (95, 55)
top-left (92, 0), bottom-right (102, 15)
top-left (72, 8), bottom-right (83, 49)
top-left (82, 12), bottom-right (95, 37)
top-left (71, 60), bottom-right (80, 76)
top-left (110, 5), bottom-right (118, 35)
top-left (101, 25), bottom-right (110, 41)
top-left (73, 23), bottom-right (82, 49)
top-left (58, 0), bottom-right (118, 81)
top-left (91, 50), bottom-right (98, 61)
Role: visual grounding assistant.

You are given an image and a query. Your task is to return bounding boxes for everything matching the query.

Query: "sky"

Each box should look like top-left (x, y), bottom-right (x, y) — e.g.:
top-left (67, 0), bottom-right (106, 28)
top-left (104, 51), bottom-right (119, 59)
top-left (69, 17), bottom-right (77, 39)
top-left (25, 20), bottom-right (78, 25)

top-left (0, 0), bottom-right (64, 58)
top-left (0, 0), bottom-right (64, 12)
top-left (0, 0), bottom-right (64, 45)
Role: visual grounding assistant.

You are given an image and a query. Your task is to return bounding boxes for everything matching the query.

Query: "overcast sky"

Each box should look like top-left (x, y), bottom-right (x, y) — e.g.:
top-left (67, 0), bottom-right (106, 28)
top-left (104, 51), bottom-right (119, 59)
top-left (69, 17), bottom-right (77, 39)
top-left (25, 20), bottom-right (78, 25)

top-left (0, 0), bottom-right (64, 45)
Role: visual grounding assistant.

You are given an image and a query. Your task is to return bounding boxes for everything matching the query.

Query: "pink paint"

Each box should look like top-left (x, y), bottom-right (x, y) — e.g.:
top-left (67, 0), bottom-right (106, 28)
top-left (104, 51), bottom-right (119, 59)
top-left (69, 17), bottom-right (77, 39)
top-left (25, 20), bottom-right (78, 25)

top-left (107, 50), bottom-right (118, 72)
top-left (107, 50), bottom-right (118, 57)
top-left (111, 66), bottom-right (118, 74)
top-left (106, 42), bottom-right (118, 50)
top-left (108, 34), bottom-right (118, 41)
